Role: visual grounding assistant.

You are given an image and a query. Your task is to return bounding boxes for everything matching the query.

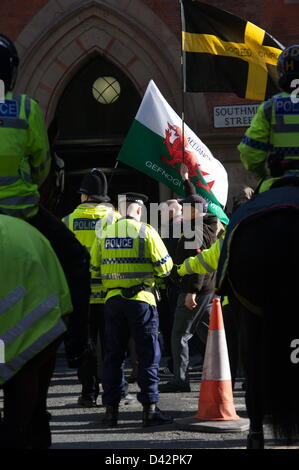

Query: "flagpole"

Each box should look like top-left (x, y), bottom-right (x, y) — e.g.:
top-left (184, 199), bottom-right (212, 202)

top-left (107, 160), bottom-right (119, 190)
top-left (180, 0), bottom-right (186, 168)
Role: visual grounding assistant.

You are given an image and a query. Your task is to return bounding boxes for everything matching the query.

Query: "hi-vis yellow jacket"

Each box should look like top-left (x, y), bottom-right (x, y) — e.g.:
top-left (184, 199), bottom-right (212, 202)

top-left (0, 214), bottom-right (72, 384)
top-left (238, 92), bottom-right (299, 192)
top-left (177, 234), bottom-right (228, 305)
top-left (0, 92), bottom-right (50, 219)
top-left (177, 234), bottom-right (225, 277)
top-left (90, 217), bottom-right (173, 306)
top-left (63, 203), bottom-right (120, 304)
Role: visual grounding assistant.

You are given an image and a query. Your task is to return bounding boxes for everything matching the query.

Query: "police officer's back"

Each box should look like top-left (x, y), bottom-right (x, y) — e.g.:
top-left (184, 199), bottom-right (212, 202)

top-left (63, 169), bottom-right (119, 407)
top-left (0, 33), bottom-right (91, 371)
top-left (238, 44), bottom-right (299, 192)
top-left (90, 192), bottom-right (174, 427)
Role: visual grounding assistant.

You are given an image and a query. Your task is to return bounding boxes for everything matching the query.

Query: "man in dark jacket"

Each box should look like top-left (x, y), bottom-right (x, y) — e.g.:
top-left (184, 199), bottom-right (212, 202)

top-left (158, 166), bottom-right (198, 373)
top-left (160, 191), bottom-right (219, 392)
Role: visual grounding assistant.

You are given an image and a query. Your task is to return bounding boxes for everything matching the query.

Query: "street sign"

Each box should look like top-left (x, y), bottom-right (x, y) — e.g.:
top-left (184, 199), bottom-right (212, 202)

top-left (214, 104), bottom-right (259, 128)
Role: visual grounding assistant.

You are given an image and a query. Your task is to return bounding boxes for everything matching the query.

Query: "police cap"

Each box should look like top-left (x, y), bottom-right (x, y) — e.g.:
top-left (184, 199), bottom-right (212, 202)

top-left (78, 168), bottom-right (110, 203)
top-left (118, 192), bottom-right (148, 206)
top-left (0, 33), bottom-right (19, 91)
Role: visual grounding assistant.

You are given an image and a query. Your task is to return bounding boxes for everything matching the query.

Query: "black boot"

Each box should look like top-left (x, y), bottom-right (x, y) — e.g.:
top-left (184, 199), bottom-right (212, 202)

top-left (102, 405), bottom-right (119, 427)
top-left (246, 430), bottom-right (264, 449)
top-left (142, 404), bottom-right (173, 427)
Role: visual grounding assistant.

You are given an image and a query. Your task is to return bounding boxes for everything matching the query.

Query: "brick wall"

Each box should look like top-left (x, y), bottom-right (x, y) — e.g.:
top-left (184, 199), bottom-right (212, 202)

top-left (1, 0), bottom-right (297, 65)
top-left (0, 0), bottom-right (48, 40)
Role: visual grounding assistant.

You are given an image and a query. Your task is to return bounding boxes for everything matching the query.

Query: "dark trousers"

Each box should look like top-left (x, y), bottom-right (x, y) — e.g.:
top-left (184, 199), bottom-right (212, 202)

top-left (102, 296), bottom-right (161, 406)
top-left (29, 205), bottom-right (91, 361)
top-left (0, 336), bottom-right (62, 449)
top-left (158, 282), bottom-right (178, 358)
top-left (171, 292), bottom-right (213, 385)
top-left (77, 303), bottom-right (105, 400)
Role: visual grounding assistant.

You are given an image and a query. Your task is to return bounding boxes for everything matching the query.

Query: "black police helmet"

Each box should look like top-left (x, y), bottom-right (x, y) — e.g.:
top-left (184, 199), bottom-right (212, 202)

top-left (78, 169), bottom-right (110, 203)
top-left (0, 34), bottom-right (19, 91)
top-left (277, 45), bottom-right (299, 92)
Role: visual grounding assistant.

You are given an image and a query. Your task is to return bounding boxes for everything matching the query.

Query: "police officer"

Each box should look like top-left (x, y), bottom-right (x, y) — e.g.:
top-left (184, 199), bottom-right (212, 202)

top-left (238, 44), bottom-right (299, 192)
top-left (90, 192), bottom-right (174, 427)
top-left (0, 214), bottom-right (73, 449)
top-left (0, 34), bottom-right (91, 368)
top-left (63, 169), bottom-right (119, 407)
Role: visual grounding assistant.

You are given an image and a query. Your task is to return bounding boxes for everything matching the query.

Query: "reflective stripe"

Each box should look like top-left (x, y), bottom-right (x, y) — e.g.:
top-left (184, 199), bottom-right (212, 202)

top-left (0, 319), bottom-right (66, 382)
top-left (241, 135), bottom-right (272, 152)
top-left (0, 206), bottom-right (36, 218)
top-left (101, 272), bottom-right (154, 280)
top-left (184, 258), bottom-right (195, 275)
top-left (102, 257), bottom-right (151, 265)
top-left (12, 93), bottom-right (21, 112)
top-left (24, 97), bottom-right (31, 120)
top-left (139, 224), bottom-right (147, 259)
top-left (91, 264), bottom-right (100, 272)
top-left (201, 330), bottom-right (231, 381)
top-left (274, 147), bottom-right (299, 156)
top-left (23, 172), bottom-right (32, 184)
top-left (195, 252), bottom-right (215, 273)
top-left (0, 176), bottom-right (20, 186)
top-left (63, 215), bottom-right (70, 229)
top-left (273, 115), bottom-right (299, 133)
top-left (106, 211), bottom-right (115, 226)
top-left (0, 194), bottom-right (38, 207)
top-left (0, 287), bottom-right (27, 315)
top-left (1, 295), bottom-right (58, 346)
top-left (0, 173), bottom-right (33, 186)
top-left (153, 254), bottom-right (170, 267)
top-left (0, 117), bottom-right (28, 130)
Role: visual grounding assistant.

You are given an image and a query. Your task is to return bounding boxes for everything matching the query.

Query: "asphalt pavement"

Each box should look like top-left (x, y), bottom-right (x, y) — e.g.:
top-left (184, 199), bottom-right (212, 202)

top-left (1, 353), bottom-right (298, 460)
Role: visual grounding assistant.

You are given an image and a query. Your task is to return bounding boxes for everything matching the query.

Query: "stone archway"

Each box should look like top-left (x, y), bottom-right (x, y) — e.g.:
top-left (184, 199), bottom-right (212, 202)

top-left (14, 0), bottom-right (189, 125)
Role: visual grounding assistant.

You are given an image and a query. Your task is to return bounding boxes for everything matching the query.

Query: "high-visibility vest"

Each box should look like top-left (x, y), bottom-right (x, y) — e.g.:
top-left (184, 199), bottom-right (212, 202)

top-left (90, 217), bottom-right (173, 306)
top-left (0, 214), bottom-right (72, 384)
top-left (0, 92), bottom-right (50, 219)
top-left (238, 92), bottom-right (299, 192)
top-left (178, 234), bottom-right (224, 277)
top-left (63, 203), bottom-right (120, 304)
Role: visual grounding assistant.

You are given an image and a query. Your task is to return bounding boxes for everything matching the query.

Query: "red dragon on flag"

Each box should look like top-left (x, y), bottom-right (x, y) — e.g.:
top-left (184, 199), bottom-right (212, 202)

top-left (161, 122), bottom-right (215, 193)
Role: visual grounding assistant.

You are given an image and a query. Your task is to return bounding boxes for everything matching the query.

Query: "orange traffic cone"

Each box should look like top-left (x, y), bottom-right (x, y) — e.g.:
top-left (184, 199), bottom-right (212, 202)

top-left (195, 297), bottom-right (239, 421)
top-left (176, 297), bottom-right (249, 433)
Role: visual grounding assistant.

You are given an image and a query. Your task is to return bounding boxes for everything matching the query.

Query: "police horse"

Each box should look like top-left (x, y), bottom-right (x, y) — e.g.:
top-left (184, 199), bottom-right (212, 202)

top-left (219, 181), bottom-right (299, 448)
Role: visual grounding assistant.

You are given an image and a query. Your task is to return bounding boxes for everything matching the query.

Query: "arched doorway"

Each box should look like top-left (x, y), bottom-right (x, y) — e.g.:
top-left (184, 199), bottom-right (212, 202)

top-left (54, 54), bottom-right (159, 216)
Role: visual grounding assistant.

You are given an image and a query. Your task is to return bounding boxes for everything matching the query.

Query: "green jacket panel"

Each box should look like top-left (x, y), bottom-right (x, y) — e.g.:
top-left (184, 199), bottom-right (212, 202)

top-left (0, 215), bottom-right (72, 384)
top-left (0, 92), bottom-right (50, 219)
top-left (238, 92), bottom-right (299, 191)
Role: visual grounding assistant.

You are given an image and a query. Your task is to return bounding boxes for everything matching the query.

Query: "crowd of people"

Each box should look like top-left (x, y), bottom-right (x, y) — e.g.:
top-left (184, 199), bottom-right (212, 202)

top-left (0, 31), bottom-right (299, 449)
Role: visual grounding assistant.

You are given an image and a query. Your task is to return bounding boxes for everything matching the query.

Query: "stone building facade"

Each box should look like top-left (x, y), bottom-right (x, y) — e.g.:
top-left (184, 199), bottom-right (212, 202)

top-left (1, 0), bottom-right (298, 213)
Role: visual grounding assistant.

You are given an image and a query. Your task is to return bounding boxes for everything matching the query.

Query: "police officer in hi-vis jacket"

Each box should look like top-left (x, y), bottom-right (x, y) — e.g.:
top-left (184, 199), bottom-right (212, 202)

top-left (63, 169), bottom-right (120, 407)
top-left (90, 192), bottom-right (174, 427)
top-left (0, 33), bottom-right (90, 369)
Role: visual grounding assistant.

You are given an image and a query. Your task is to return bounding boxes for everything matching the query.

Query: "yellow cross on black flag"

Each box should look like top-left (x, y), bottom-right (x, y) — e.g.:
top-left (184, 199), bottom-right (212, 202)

top-left (181, 0), bottom-right (284, 101)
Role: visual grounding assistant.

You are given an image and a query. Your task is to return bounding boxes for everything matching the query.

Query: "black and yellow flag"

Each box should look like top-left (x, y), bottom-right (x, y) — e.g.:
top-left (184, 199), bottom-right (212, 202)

top-left (181, 0), bottom-right (284, 101)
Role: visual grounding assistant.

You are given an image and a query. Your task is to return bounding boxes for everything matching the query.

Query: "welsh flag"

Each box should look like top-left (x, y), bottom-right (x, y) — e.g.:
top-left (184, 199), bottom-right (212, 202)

top-left (117, 80), bottom-right (229, 224)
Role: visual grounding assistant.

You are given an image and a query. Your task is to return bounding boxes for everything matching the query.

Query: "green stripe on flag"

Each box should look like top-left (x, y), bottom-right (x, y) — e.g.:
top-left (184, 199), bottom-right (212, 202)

top-left (118, 120), bottom-right (185, 195)
top-left (118, 120), bottom-right (229, 225)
